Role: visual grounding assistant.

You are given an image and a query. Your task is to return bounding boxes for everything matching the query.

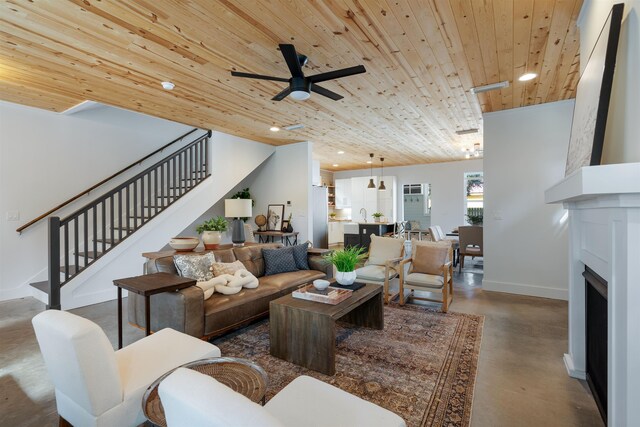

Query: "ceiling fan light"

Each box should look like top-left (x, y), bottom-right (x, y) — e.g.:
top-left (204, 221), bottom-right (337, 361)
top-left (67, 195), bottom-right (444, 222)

top-left (378, 180), bottom-right (386, 191)
top-left (367, 178), bottom-right (376, 189)
top-left (290, 90), bottom-right (310, 101)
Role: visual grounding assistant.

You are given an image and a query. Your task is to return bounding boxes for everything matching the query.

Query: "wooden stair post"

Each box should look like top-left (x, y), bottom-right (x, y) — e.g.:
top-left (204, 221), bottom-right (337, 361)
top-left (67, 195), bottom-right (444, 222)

top-left (48, 216), bottom-right (61, 310)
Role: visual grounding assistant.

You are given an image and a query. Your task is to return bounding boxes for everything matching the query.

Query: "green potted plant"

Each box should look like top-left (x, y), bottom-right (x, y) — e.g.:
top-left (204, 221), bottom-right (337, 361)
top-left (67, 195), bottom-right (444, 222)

top-left (372, 212), bottom-right (384, 223)
top-left (323, 246), bottom-right (366, 285)
top-left (465, 208), bottom-right (483, 226)
top-left (329, 212), bottom-right (337, 220)
top-left (196, 216), bottom-right (228, 249)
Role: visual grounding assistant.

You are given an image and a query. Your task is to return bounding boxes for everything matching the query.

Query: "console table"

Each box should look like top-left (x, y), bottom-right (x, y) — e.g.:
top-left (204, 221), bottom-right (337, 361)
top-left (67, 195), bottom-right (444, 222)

top-left (254, 230), bottom-right (299, 246)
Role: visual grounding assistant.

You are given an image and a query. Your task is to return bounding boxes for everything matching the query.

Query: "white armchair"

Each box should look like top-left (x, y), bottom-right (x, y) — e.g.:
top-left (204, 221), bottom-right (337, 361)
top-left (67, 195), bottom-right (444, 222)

top-left (355, 234), bottom-right (405, 303)
top-left (32, 310), bottom-right (221, 427)
top-left (159, 368), bottom-right (406, 427)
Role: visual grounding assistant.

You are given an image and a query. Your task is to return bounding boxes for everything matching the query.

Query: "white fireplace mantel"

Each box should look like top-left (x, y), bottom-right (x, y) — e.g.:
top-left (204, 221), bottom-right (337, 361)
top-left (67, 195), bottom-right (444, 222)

top-left (545, 163), bottom-right (640, 427)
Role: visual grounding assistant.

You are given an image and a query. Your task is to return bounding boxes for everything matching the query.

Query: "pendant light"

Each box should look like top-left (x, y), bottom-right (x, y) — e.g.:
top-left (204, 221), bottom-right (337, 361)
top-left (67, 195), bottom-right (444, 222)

top-left (367, 153), bottom-right (376, 189)
top-left (378, 157), bottom-right (386, 191)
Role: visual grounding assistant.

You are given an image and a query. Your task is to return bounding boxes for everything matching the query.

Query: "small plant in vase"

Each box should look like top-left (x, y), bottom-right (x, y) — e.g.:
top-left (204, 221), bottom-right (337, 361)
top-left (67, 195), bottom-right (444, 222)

top-left (372, 212), bottom-right (384, 223)
top-left (323, 246), bottom-right (366, 286)
top-left (196, 216), bottom-right (228, 249)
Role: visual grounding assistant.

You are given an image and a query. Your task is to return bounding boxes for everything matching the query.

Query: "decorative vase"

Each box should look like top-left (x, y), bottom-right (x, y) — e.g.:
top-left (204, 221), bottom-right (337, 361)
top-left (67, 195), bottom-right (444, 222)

top-left (202, 231), bottom-right (222, 249)
top-left (285, 223), bottom-right (294, 232)
top-left (335, 270), bottom-right (357, 286)
top-left (374, 217), bottom-right (381, 223)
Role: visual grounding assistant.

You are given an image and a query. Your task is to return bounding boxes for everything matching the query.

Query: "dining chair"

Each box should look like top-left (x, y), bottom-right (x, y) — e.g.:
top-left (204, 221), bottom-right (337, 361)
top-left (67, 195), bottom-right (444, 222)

top-left (458, 225), bottom-right (483, 272)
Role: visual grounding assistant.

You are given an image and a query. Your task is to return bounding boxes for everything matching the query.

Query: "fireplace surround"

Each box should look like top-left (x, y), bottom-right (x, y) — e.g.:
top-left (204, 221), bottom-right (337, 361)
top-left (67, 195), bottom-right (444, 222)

top-left (584, 266), bottom-right (607, 423)
top-left (545, 163), bottom-right (640, 426)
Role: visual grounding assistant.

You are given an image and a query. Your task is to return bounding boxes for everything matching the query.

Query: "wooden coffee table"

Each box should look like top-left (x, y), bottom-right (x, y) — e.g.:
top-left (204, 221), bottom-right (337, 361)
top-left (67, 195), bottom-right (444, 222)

top-left (269, 282), bottom-right (383, 375)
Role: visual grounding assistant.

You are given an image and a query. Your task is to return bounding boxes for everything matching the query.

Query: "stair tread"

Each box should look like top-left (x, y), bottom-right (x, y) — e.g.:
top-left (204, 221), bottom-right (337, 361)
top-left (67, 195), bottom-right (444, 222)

top-left (95, 237), bottom-right (122, 244)
top-left (60, 265), bottom-right (79, 275)
top-left (75, 250), bottom-right (104, 259)
top-left (30, 281), bottom-right (49, 294)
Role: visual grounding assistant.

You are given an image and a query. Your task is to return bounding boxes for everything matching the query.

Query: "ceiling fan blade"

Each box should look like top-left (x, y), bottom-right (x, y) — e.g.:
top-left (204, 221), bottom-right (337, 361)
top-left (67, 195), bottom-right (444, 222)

top-left (272, 87), bottom-right (292, 101)
top-left (231, 71), bottom-right (289, 82)
top-left (311, 84), bottom-right (344, 101)
top-left (279, 44), bottom-right (304, 78)
top-left (308, 65), bottom-right (366, 83)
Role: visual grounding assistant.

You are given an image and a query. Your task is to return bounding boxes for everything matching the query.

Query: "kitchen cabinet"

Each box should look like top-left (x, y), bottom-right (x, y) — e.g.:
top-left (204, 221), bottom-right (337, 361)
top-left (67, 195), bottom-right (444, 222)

top-left (335, 179), bottom-right (351, 208)
top-left (358, 223), bottom-right (393, 248)
top-left (344, 233), bottom-right (360, 249)
top-left (349, 176), bottom-right (396, 222)
top-left (328, 221), bottom-right (345, 245)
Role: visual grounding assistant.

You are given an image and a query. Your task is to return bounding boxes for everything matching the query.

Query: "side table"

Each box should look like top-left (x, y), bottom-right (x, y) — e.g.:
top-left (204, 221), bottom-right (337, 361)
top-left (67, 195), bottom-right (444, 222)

top-left (142, 357), bottom-right (268, 427)
top-left (113, 272), bottom-right (196, 349)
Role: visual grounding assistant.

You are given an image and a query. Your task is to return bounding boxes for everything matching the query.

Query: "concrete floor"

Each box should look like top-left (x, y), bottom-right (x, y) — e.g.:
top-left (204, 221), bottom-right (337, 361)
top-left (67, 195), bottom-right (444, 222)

top-left (0, 259), bottom-right (603, 427)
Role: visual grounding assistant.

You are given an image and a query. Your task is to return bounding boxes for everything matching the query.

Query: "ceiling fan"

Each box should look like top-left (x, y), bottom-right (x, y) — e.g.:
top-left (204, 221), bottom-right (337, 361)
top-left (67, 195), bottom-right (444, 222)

top-left (231, 44), bottom-right (366, 101)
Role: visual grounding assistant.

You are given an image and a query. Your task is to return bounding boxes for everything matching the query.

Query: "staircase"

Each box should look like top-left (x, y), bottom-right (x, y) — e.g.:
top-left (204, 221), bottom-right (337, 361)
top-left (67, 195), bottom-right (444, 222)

top-left (29, 129), bottom-right (211, 309)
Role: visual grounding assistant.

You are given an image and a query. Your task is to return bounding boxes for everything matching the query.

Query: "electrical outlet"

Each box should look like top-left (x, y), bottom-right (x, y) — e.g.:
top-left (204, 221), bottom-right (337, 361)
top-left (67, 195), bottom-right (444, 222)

top-left (6, 211), bottom-right (20, 221)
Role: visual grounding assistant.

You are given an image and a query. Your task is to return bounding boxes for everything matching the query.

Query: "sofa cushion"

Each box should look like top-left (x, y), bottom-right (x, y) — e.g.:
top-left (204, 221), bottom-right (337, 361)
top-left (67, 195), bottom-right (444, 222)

top-left (259, 270), bottom-right (326, 290)
top-left (263, 247), bottom-right (299, 276)
top-left (404, 272), bottom-right (445, 289)
top-left (367, 235), bottom-right (404, 266)
top-left (356, 264), bottom-right (397, 282)
top-left (233, 244), bottom-right (281, 277)
top-left (410, 243), bottom-right (448, 275)
top-left (211, 260), bottom-right (245, 277)
top-left (173, 253), bottom-right (215, 282)
top-left (291, 242), bottom-right (310, 270)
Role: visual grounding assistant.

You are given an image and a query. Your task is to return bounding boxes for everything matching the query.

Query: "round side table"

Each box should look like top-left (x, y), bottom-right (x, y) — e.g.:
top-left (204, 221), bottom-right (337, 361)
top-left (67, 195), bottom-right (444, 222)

top-left (142, 357), bottom-right (268, 427)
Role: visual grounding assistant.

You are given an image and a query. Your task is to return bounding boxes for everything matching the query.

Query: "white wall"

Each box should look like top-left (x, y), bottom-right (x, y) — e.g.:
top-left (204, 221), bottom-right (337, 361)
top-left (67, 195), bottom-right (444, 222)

top-left (0, 101), bottom-right (191, 300)
top-left (579, 0), bottom-right (640, 164)
top-left (248, 142), bottom-right (313, 244)
top-left (335, 159), bottom-right (483, 235)
top-left (483, 100), bottom-right (574, 300)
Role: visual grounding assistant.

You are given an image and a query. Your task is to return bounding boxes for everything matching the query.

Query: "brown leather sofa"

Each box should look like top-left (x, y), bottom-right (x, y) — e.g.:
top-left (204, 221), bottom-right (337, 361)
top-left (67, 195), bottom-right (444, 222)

top-left (128, 244), bottom-right (332, 339)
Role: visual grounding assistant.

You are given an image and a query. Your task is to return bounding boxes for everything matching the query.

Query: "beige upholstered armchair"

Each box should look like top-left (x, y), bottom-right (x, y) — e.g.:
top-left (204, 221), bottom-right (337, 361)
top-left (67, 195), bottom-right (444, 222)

top-left (458, 226), bottom-right (483, 272)
top-left (399, 241), bottom-right (453, 312)
top-left (355, 234), bottom-right (405, 304)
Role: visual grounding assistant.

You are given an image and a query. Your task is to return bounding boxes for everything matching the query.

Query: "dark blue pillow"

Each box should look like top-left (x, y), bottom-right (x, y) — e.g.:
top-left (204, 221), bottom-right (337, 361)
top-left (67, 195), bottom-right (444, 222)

top-left (291, 242), bottom-right (310, 270)
top-left (262, 247), bottom-right (299, 276)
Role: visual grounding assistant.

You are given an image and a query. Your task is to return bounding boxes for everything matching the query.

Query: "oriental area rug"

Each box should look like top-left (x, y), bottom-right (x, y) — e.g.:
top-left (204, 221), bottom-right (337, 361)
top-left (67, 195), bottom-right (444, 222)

top-left (214, 303), bottom-right (484, 427)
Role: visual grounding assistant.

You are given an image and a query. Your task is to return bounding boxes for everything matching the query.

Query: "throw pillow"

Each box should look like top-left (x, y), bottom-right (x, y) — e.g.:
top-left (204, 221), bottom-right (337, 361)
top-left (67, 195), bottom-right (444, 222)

top-left (367, 234), bottom-right (404, 266)
top-left (262, 247), bottom-right (299, 276)
top-left (291, 242), bottom-right (310, 270)
top-left (410, 242), bottom-right (449, 275)
top-left (173, 252), bottom-right (215, 282)
top-left (210, 260), bottom-right (245, 277)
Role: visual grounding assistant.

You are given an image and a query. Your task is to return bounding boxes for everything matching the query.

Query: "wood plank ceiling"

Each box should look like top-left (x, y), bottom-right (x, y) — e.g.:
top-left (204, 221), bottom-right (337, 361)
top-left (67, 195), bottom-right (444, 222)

top-left (0, 0), bottom-right (582, 170)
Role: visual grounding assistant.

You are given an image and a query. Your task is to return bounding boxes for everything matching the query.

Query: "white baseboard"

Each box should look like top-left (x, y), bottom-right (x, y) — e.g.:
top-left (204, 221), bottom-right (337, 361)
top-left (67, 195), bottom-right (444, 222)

top-left (563, 353), bottom-right (586, 379)
top-left (482, 279), bottom-right (568, 300)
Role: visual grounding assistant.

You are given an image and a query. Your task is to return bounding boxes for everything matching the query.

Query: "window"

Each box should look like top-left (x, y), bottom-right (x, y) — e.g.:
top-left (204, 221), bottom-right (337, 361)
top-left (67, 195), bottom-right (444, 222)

top-left (403, 184), bottom-right (423, 195)
top-left (464, 172), bottom-right (483, 224)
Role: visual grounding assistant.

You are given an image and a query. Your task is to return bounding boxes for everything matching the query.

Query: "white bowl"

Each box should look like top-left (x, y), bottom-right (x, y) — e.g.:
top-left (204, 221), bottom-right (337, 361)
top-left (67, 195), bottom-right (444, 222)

top-left (313, 279), bottom-right (331, 291)
top-left (169, 237), bottom-right (199, 252)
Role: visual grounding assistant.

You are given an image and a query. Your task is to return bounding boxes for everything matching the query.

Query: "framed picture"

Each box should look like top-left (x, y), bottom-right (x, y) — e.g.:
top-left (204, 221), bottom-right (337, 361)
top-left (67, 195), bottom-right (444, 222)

top-left (281, 220), bottom-right (290, 232)
top-left (267, 204), bottom-right (284, 231)
top-left (565, 3), bottom-right (624, 176)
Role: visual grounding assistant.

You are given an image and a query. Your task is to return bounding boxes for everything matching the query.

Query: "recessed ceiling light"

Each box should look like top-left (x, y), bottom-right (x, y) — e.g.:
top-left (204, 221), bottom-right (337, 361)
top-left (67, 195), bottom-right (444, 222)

top-left (518, 73), bottom-right (537, 82)
top-left (338, 151), bottom-right (345, 154)
top-left (366, 160), bottom-right (372, 164)
top-left (161, 81), bottom-right (175, 90)
top-left (333, 164), bottom-right (339, 167)
top-left (269, 126), bottom-right (280, 132)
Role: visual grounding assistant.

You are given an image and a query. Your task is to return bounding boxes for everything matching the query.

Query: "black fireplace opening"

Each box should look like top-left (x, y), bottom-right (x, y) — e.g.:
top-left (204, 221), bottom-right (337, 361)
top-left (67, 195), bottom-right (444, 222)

top-left (584, 266), bottom-right (607, 424)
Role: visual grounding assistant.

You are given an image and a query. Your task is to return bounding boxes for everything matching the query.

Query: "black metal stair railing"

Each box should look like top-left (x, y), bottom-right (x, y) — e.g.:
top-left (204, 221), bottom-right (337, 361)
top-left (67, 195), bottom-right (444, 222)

top-left (44, 130), bottom-right (211, 309)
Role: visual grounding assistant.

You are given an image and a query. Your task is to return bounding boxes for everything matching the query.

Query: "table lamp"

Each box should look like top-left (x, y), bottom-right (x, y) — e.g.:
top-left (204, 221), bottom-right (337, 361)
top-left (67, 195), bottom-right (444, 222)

top-left (225, 199), bottom-right (252, 246)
